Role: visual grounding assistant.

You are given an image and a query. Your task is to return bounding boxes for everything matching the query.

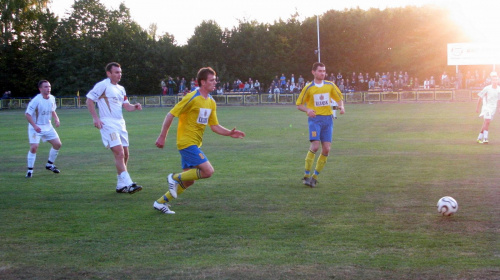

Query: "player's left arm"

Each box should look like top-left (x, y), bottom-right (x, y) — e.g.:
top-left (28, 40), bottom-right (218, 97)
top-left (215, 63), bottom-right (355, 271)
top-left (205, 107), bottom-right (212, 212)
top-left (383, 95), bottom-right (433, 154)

top-left (337, 100), bottom-right (345, 114)
top-left (210, 124), bottom-right (245, 139)
top-left (52, 111), bottom-right (60, 127)
top-left (123, 102), bottom-right (142, 112)
top-left (332, 84), bottom-right (345, 114)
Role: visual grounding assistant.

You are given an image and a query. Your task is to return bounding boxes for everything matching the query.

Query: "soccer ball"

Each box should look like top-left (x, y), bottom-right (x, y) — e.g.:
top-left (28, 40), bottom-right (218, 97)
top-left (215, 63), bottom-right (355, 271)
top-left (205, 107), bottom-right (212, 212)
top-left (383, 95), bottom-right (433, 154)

top-left (437, 196), bottom-right (458, 216)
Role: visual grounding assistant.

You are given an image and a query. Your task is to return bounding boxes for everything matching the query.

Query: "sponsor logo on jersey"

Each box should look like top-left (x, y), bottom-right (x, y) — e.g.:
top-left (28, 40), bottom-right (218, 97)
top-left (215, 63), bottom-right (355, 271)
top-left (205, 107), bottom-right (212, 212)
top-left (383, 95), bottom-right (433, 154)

top-left (314, 93), bottom-right (330, 107)
top-left (197, 108), bottom-right (211, 125)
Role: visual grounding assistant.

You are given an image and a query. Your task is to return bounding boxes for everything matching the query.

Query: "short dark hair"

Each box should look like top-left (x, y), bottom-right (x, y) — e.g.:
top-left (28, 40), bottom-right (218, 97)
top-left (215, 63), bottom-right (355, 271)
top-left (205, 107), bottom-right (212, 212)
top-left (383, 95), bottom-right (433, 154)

top-left (312, 62), bottom-right (325, 71)
top-left (197, 67), bottom-right (216, 86)
top-left (38, 80), bottom-right (50, 88)
top-left (105, 62), bottom-right (121, 73)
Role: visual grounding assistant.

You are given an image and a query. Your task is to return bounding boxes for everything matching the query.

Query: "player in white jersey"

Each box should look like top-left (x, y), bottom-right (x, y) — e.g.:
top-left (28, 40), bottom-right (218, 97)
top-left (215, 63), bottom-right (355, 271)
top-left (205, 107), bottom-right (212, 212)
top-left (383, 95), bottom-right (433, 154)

top-left (86, 62), bottom-right (143, 194)
top-left (25, 80), bottom-right (62, 178)
top-left (475, 72), bottom-right (500, 144)
top-left (331, 98), bottom-right (338, 119)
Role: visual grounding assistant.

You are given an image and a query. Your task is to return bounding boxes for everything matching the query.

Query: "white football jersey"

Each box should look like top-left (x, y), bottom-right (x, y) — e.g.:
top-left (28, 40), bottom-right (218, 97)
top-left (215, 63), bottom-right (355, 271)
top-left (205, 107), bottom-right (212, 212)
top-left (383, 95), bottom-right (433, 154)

top-left (86, 78), bottom-right (129, 120)
top-left (25, 94), bottom-right (57, 126)
top-left (478, 85), bottom-right (500, 110)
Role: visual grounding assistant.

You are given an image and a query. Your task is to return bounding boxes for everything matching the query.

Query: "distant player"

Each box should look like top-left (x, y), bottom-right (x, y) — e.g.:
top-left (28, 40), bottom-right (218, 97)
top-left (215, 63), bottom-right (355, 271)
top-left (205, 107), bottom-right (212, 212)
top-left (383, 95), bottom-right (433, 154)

top-left (331, 98), bottom-right (338, 119)
top-left (476, 71), bottom-right (500, 144)
top-left (25, 80), bottom-right (62, 178)
top-left (296, 62), bottom-right (345, 187)
top-left (86, 62), bottom-right (143, 194)
top-left (153, 67), bottom-right (245, 214)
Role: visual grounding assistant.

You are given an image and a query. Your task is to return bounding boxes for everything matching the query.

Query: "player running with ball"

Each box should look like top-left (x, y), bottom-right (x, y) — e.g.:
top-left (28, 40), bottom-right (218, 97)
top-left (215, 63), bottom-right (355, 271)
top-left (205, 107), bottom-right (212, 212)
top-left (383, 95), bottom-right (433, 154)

top-left (296, 62), bottom-right (345, 187)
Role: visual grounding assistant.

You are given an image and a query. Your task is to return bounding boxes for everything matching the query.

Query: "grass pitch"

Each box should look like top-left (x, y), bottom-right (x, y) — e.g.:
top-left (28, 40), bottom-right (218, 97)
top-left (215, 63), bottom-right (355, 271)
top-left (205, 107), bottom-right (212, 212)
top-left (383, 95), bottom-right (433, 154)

top-left (0, 103), bottom-right (498, 279)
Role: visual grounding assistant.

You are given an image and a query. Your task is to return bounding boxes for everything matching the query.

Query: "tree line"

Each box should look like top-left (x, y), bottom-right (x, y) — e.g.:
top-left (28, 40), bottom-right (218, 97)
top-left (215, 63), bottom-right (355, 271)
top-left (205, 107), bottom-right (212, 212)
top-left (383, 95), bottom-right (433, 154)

top-left (1, 0), bottom-right (471, 97)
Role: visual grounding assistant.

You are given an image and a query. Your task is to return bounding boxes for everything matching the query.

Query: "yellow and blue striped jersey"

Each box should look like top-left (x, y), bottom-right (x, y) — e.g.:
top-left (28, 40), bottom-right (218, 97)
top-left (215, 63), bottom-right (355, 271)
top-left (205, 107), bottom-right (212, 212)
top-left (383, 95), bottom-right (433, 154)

top-left (170, 90), bottom-right (219, 150)
top-left (295, 81), bottom-right (343, 116)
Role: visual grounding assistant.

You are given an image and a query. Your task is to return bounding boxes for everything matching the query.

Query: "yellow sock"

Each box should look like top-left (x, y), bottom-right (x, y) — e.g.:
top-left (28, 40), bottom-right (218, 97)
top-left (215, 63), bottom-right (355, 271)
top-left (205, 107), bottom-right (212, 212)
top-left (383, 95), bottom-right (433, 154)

top-left (304, 150), bottom-right (316, 177)
top-left (174, 169), bottom-right (202, 183)
top-left (157, 187), bottom-right (185, 203)
top-left (313, 154), bottom-right (328, 179)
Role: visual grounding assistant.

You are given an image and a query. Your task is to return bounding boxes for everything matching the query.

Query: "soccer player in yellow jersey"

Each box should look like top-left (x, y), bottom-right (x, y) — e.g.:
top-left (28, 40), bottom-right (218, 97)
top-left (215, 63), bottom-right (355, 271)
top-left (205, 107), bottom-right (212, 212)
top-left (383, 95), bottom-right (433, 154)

top-left (296, 62), bottom-right (345, 187)
top-left (153, 67), bottom-right (246, 214)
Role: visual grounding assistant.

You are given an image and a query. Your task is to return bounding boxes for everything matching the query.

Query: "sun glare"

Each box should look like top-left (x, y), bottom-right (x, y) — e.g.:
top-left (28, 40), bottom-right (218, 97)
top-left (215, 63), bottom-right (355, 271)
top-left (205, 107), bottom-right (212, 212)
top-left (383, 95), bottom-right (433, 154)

top-left (448, 1), bottom-right (500, 43)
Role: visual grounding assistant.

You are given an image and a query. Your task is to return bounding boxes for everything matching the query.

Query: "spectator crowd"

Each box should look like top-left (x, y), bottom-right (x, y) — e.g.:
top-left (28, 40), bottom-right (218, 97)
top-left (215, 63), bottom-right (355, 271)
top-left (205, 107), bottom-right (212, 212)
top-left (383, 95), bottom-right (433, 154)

top-left (159, 69), bottom-right (495, 96)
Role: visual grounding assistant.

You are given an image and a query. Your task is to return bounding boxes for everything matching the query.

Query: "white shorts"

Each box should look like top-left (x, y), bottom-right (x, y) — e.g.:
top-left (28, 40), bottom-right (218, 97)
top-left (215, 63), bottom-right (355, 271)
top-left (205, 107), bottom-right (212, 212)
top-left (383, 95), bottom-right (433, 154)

top-left (479, 107), bottom-right (496, 120)
top-left (28, 125), bottom-right (59, 144)
top-left (100, 118), bottom-right (129, 148)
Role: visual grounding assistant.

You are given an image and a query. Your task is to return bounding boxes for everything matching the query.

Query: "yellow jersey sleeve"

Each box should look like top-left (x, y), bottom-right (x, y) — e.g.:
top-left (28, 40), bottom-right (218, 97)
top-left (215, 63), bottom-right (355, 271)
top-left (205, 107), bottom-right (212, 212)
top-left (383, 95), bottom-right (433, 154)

top-left (170, 90), bottom-right (219, 150)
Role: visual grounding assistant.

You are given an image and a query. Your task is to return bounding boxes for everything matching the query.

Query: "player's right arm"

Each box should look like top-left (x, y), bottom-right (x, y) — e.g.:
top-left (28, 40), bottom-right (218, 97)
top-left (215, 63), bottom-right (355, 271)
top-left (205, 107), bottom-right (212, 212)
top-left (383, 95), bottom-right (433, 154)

top-left (297, 104), bottom-right (316, 118)
top-left (86, 81), bottom-right (108, 129)
top-left (25, 97), bottom-right (41, 132)
top-left (25, 112), bottom-right (41, 133)
top-left (476, 88), bottom-right (488, 113)
top-left (476, 96), bottom-right (482, 113)
top-left (86, 98), bottom-right (104, 129)
top-left (156, 112), bottom-right (175, 149)
top-left (296, 84), bottom-right (316, 117)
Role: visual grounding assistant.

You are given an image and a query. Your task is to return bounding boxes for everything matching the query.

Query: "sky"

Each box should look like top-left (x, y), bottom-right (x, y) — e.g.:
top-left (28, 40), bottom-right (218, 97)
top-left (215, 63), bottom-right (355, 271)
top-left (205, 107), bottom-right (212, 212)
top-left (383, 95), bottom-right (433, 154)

top-left (49, 0), bottom-right (500, 45)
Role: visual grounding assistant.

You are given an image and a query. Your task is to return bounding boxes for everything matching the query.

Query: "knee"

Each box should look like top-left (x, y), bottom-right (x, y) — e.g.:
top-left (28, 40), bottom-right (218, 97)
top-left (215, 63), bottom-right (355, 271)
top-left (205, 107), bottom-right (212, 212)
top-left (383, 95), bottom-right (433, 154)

top-left (202, 167), bottom-right (214, 178)
top-left (30, 146), bottom-right (38, 153)
top-left (310, 145), bottom-right (320, 153)
top-left (53, 142), bottom-right (62, 150)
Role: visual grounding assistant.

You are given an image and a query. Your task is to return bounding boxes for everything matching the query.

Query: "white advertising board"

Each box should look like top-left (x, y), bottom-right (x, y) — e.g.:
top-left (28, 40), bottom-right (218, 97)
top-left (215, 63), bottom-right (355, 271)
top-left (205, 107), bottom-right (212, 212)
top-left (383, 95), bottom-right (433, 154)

top-left (448, 43), bottom-right (500, 65)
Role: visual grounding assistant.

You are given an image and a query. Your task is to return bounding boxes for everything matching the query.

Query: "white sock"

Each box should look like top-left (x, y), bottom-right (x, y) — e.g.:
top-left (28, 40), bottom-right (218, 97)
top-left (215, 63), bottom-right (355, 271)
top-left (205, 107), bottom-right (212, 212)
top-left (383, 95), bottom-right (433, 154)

top-left (478, 132), bottom-right (483, 140)
top-left (27, 151), bottom-right (36, 169)
top-left (484, 130), bottom-right (489, 139)
top-left (48, 148), bottom-right (59, 164)
top-left (116, 175), bottom-right (123, 188)
top-left (119, 171), bottom-right (133, 186)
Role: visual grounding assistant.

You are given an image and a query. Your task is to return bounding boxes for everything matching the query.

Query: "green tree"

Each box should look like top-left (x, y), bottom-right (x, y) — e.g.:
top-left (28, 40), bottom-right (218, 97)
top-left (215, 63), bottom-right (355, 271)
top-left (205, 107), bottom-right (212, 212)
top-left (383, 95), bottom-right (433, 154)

top-left (226, 20), bottom-right (271, 83)
top-left (0, 0), bottom-right (55, 96)
top-left (1, 0), bottom-right (50, 45)
top-left (182, 20), bottom-right (227, 80)
top-left (50, 0), bottom-right (180, 96)
top-left (0, 2), bottom-right (471, 98)
top-left (49, 0), bottom-right (110, 96)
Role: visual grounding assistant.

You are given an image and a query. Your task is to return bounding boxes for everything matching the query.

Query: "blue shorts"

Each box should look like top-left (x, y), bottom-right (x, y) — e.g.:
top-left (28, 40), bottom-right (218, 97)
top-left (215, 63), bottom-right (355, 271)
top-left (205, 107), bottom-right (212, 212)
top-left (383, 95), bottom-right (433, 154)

top-left (308, 115), bottom-right (334, 142)
top-left (179, 145), bottom-right (208, 169)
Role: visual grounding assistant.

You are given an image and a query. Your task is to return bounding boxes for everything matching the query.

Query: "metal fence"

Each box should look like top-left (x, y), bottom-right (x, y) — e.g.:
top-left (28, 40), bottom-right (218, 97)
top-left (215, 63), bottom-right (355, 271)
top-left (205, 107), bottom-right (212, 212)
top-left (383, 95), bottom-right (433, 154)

top-left (0, 89), bottom-right (482, 110)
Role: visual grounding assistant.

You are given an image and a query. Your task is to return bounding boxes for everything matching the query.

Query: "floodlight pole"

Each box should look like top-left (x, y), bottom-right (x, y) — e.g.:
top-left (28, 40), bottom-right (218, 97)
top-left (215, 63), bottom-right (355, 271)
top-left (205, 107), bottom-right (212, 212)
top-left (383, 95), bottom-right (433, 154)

top-left (317, 15), bottom-right (321, 62)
